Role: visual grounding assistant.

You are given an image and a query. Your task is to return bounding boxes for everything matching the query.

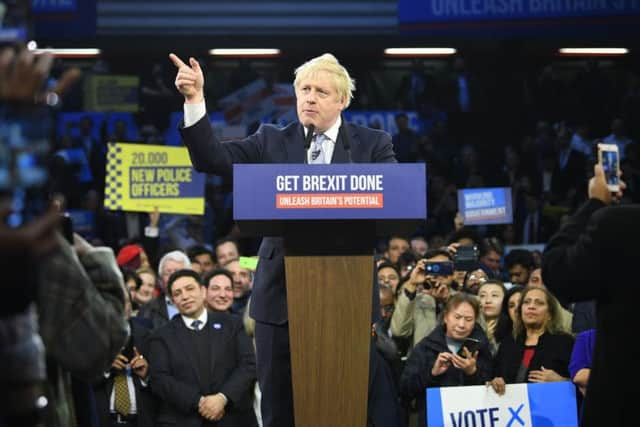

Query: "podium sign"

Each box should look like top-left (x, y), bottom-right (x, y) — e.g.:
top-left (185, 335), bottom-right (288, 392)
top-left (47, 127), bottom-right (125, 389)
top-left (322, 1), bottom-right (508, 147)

top-left (233, 163), bottom-right (426, 220)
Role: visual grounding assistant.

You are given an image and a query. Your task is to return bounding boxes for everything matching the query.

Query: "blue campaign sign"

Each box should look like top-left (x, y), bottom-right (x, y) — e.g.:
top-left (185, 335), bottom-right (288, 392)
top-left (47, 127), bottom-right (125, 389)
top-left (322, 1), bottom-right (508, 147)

top-left (458, 187), bottom-right (512, 225)
top-left (399, 0), bottom-right (640, 24)
top-left (427, 382), bottom-right (578, 427)
top-left (233, 163), bottom-right (426, 220)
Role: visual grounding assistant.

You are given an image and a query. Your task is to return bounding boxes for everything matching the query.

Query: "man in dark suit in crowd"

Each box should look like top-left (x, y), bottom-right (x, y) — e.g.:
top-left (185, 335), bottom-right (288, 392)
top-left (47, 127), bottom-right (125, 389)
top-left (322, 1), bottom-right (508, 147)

top-left (542, 164), bottom-right (638, 427)
top-left (148, 269), bottom-right (257, 427)
top-left (169, 52), bottom-right (399, 427)
top-left (138, 250), bottom-right (191, 330)
top-left (93, 293), bottom-right (155, 427)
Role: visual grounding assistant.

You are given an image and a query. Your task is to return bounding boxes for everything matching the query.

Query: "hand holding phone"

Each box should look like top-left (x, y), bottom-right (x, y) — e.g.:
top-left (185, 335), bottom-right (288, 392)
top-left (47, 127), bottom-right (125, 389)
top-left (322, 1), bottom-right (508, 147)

top-left (597, 143), bottom-right (620, 192)
top-left (457, 337), bottom-right (481, 358)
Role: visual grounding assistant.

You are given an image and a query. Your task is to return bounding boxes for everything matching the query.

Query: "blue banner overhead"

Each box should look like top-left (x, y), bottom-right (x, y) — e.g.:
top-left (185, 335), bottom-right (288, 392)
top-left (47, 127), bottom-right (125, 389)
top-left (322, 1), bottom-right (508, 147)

top-left (399, 0), bottom-right (640, 23)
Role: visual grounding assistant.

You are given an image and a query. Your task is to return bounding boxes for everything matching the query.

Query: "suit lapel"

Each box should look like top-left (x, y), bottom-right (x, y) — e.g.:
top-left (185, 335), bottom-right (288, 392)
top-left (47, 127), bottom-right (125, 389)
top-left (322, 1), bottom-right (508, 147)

top-left (171, 318), bottom-right (206, 390)
top-left (285, 123), bottom-right (306, 163)
top-left (331, 124), bottom-right (358, 164)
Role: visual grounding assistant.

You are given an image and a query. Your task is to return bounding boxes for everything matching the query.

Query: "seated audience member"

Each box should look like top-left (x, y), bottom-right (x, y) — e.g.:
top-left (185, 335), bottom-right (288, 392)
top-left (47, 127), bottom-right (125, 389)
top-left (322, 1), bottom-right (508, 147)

top-left (384, 235), bottom-right (411, 267)
top-left (503, 249), bottom-right (535, 286)
top-left (493, 285), bottom-right (525, 350)
top-left (377, 261), bottom-right (402, 294)
top-left (477, 280), bottom-right (507, 355)
top-left (93, 292), bottom-right (154, 427)
top-left (117, 244), bottom-right (151, 271)
top-left (569, 328), bottom-right (596, 414)
top-left (400, 293), bottom-right (492, 426)
top-left (123, 269), bottom-right (144, 313)
top-left (148, 269), bottom-right (258, 426)
top-left (134, 267), bottom-right (157, 307)
top-left (488, 286), bottom-right (574, 395)
top-left (373, 285), bottom-right (400, 365)
top-left (214, 237), bottom-right (240, 267)
top-left (138, 250), bottom-right (191, 330)
top-left (223, 258), bottom-right (253, 316)
top-left (391, 249), bottom-right (456, 350)
top-left (409, 235), bottom-right (428, 258)
top-left (461, 268), bottom-right (488, 295)
top-left (478, 237), bottom-right (504, 279)
top-left (187, 244), bottom-right (216, 274)
top-left (204, 268), bottom-right (235, 313)
top-left (527, 267), bottom-right (577, 333)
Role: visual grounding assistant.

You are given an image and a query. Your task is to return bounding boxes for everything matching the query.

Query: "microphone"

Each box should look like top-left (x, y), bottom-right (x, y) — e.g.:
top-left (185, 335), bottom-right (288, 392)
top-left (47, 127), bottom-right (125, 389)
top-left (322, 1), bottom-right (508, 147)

top-left (303, 124), bottom-right (315, 164)
top-left (304, 124), bottom-right (315, 150)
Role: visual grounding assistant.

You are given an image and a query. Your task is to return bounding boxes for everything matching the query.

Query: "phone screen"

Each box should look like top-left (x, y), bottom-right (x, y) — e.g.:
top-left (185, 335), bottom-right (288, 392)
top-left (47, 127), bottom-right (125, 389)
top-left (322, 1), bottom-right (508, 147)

top-left (598, 144), bottom-right (620, 191)
top-left (457, 338), bottom-right (480, 358)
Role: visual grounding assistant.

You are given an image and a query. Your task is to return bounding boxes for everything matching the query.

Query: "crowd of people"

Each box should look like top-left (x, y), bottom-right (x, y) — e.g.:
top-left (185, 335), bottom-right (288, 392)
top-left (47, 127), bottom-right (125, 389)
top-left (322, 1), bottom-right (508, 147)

top-left (1, 32), bottom-right (638, 427)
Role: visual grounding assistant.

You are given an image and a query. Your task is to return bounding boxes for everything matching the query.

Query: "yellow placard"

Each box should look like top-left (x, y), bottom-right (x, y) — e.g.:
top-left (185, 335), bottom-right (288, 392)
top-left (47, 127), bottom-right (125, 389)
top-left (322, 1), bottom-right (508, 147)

top-left (104, 142), bottom-right (205, 215)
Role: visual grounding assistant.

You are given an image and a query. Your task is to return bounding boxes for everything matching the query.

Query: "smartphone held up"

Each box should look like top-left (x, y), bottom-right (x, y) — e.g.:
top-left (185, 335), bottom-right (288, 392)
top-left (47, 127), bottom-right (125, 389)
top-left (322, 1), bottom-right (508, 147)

top-left (597, 143), bottom-right (620, 193)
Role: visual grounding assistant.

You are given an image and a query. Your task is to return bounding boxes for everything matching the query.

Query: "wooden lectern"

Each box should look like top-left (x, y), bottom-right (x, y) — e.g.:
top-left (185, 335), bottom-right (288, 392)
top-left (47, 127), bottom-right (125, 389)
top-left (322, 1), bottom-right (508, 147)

top-left (233, 163), bottom-right (426, 427)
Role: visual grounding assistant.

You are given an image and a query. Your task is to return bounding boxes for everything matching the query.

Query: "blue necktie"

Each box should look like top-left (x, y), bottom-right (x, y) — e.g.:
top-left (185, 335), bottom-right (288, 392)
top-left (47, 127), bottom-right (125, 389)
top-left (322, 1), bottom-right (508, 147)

top-left (191, 319), bottom-right (202, 330)
top-left (310, 134), bottom-right (326, 164)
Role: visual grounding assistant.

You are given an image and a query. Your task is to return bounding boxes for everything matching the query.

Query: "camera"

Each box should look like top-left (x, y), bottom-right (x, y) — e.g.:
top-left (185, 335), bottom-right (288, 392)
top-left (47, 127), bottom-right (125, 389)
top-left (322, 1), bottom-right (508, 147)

top-left (454, 245), bottom-right (479, 272)
top-left (424, 261), bottom-right (454, 276)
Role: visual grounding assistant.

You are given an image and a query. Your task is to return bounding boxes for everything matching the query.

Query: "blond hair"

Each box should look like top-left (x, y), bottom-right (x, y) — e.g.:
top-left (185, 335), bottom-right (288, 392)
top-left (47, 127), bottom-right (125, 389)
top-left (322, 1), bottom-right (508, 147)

top-left (293, 53), bottom-right (355, 108)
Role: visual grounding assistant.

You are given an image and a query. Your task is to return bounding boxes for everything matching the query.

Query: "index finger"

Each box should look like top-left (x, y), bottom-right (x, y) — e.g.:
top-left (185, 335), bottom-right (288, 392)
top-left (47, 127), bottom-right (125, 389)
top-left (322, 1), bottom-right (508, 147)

top-left (169, 53), bottom-right (187, 68)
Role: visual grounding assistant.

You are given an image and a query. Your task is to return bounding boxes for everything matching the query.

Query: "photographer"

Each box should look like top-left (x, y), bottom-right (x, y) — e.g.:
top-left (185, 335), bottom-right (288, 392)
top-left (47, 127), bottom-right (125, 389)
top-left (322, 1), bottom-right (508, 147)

top-left (542, 164), bottom-right (637, 427)
top-left (1, 42), bottom-right (128, 427)
top-left (390, 249), bottom-right (456, 350)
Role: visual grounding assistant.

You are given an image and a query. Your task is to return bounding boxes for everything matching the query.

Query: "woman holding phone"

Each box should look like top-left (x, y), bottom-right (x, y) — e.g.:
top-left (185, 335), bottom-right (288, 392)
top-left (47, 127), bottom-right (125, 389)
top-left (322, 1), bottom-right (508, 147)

top-left (400, 292), bottom-right (492, 426)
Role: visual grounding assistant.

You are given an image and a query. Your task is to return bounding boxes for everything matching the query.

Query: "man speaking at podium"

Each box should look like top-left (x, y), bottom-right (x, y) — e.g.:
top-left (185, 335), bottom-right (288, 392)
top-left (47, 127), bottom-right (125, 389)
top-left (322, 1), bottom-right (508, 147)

top-left (170, 52), bottom-right (399, 427)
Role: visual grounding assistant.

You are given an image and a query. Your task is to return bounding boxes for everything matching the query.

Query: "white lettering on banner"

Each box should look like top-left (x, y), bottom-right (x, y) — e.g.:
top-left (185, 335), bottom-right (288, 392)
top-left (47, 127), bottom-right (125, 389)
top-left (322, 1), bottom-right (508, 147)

top-left (466, 207), bottom-right (506, 218)
top-left (349, 175), bottom-right (384, 191)
top-left (529, 0), bottom-right (609, 13)
top-left (439, 384), bottom-right (532, 427)
top-left (431, 0), bottom-right (525, 16)
top-left (464, 191), bottom-right (496, 209)
top-left (276, 175), bottom-right (300, 191)
top-left (301, 175), bottom-right (348, 191)
top-left (430, 0), bottom-right (626, 16)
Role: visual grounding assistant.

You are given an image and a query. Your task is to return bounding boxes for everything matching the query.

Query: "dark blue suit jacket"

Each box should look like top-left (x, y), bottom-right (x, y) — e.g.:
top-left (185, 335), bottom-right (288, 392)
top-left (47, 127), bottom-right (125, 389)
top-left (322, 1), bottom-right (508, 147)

top-left (148, 311), bottom-right (257, 427)
top-left (181, 117), bottom-right (396, 325)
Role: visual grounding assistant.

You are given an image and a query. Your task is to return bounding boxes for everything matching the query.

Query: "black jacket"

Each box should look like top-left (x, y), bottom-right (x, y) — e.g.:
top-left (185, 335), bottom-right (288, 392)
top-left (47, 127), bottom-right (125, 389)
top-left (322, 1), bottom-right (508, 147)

top-left (148, 311), bottom-right (257, 427)
top-left (543, 198), bottom-right (640, 427)
top-left (400, 323), bottom-right (492, 426)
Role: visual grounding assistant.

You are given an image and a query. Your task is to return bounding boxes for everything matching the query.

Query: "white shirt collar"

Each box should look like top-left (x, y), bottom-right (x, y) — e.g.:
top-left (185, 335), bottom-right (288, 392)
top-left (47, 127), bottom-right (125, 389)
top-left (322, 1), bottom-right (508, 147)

top-left (303, 115), bottom-right (341, 144)
top-left (181, 308), bottom-right (208, 330)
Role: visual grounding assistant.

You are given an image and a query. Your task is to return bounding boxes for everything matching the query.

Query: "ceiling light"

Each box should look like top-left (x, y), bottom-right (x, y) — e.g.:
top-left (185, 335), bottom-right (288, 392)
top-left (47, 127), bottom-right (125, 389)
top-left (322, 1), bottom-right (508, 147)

top-left (209, 48), bottom-right (280, 57)
top-left (558, 48), bottom-right (628, 56)
top-left (33, 48), bottom-right (101, 58)
top-left (384, 48), bottom-right (456, 57)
